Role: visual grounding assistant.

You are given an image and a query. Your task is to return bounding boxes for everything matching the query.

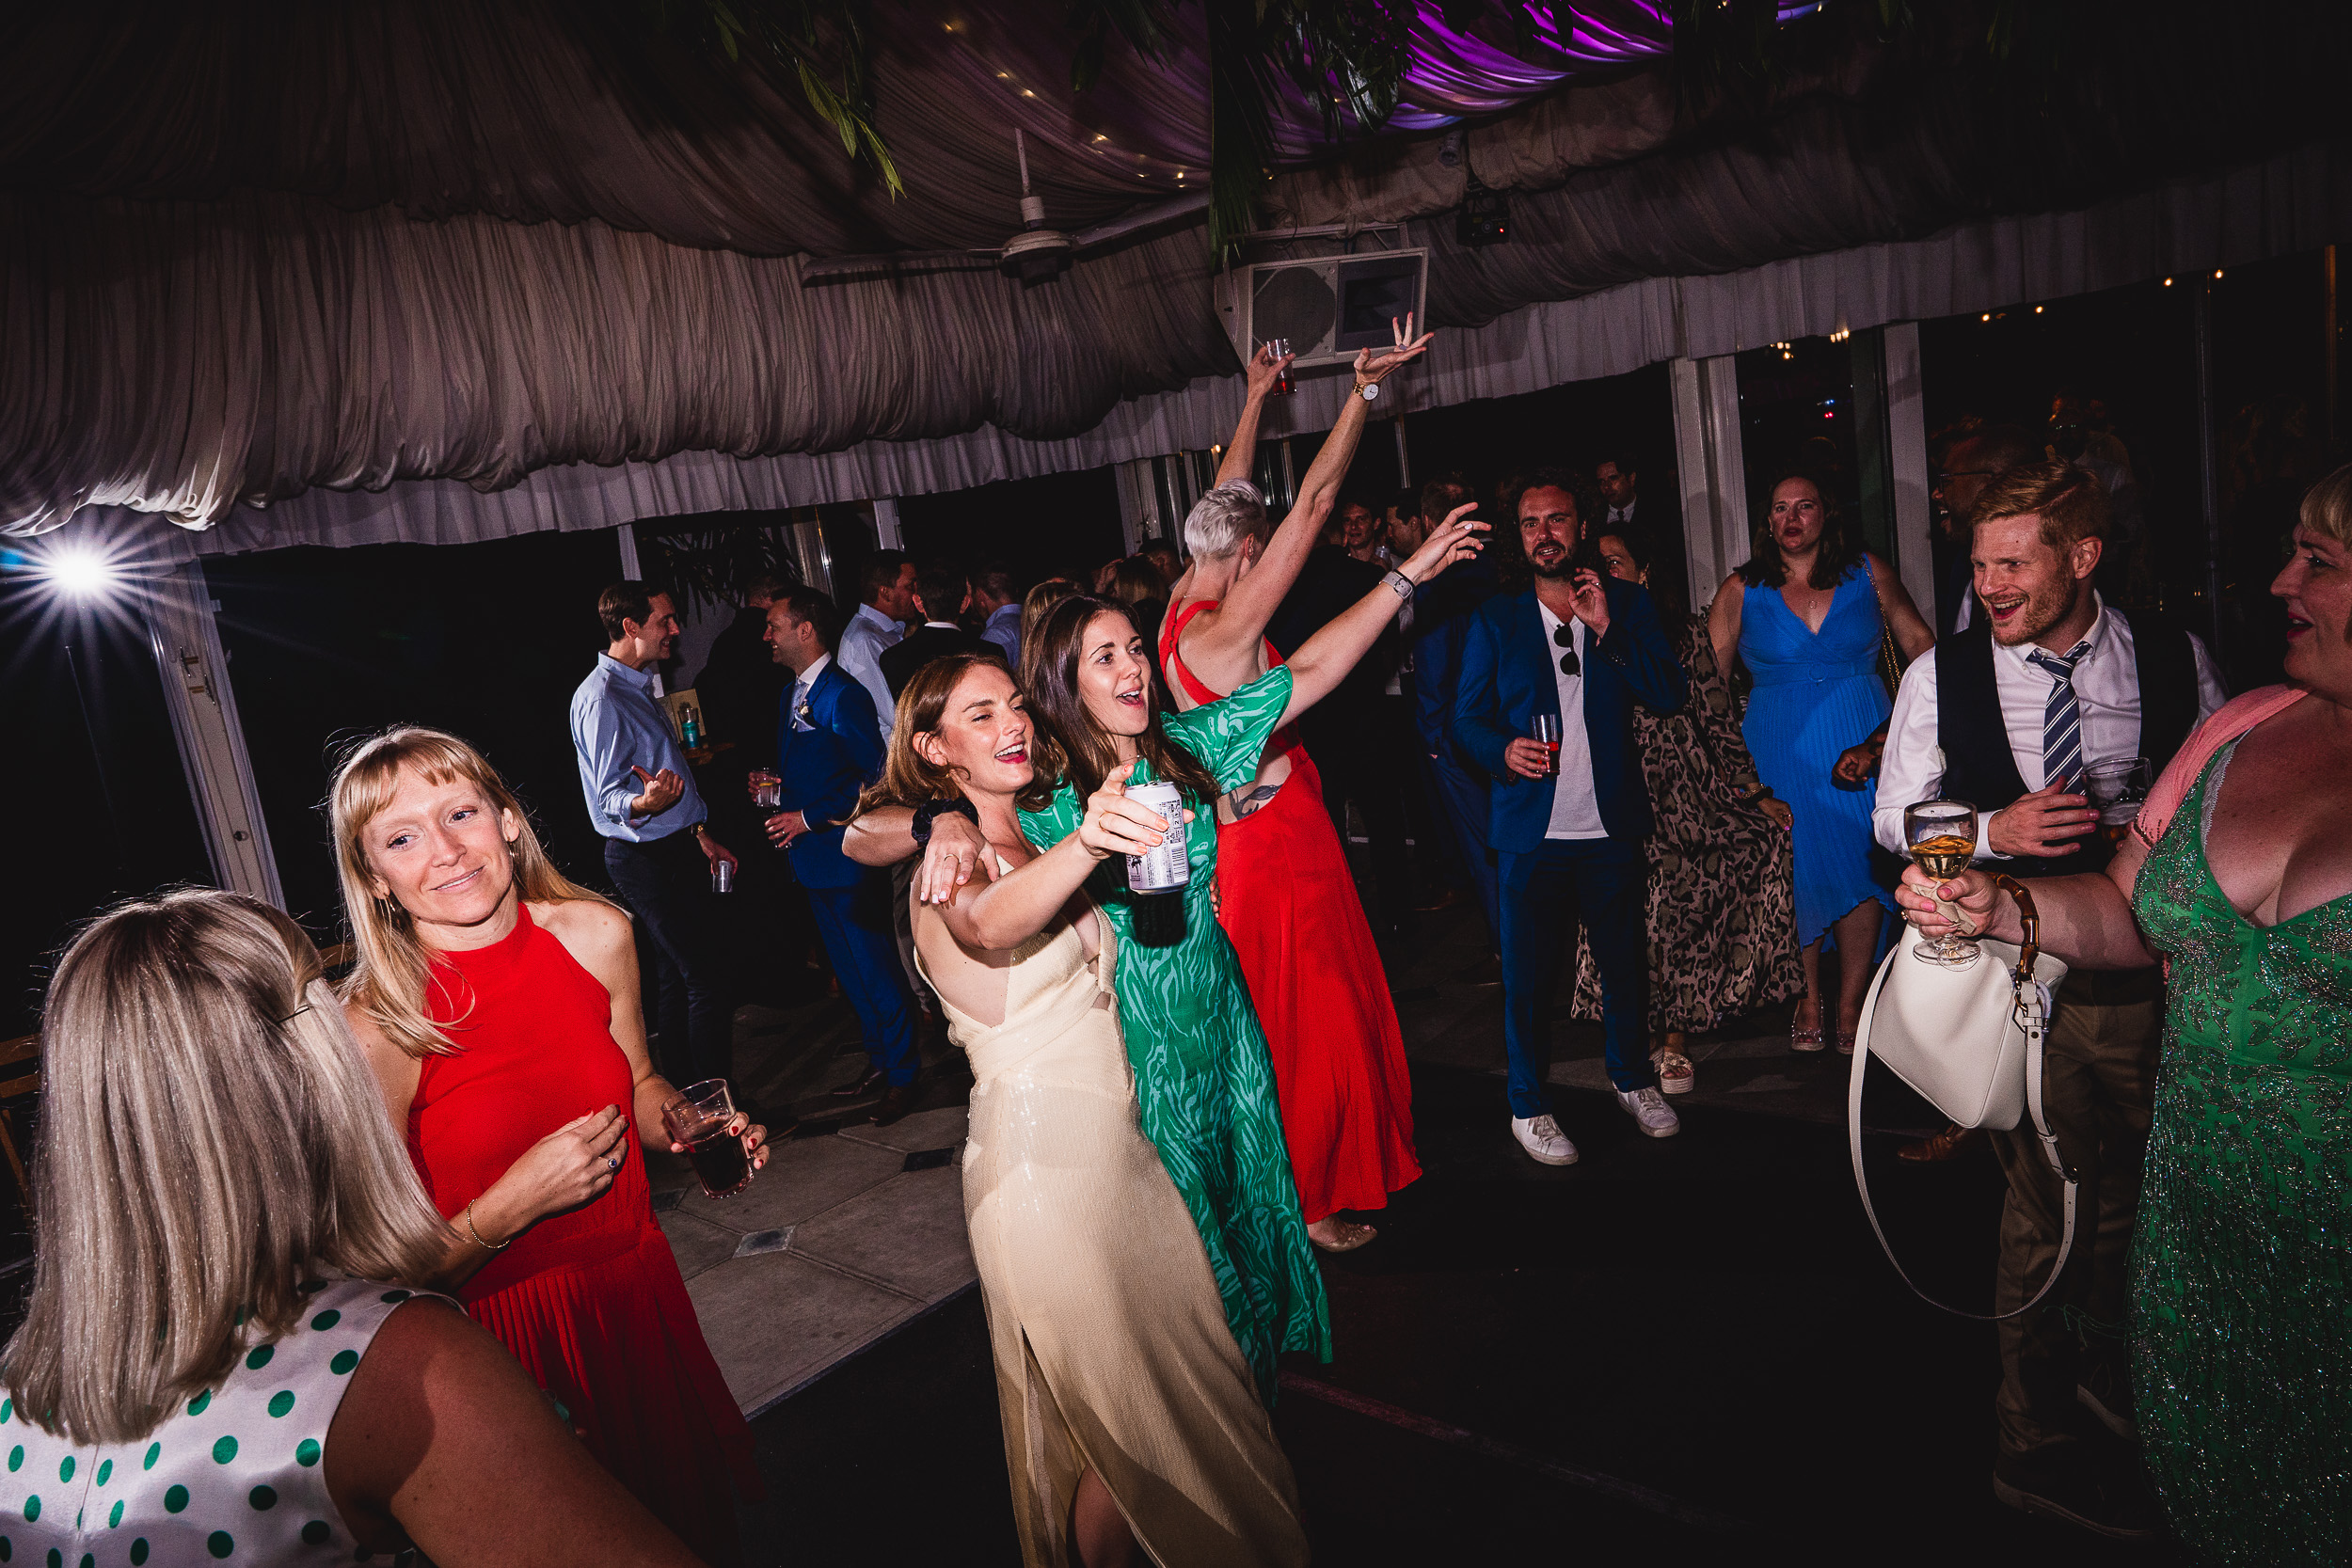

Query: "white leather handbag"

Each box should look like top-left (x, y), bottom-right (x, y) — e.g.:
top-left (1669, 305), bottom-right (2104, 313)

top-left (1847, 875), bottom-right (2077, 1319)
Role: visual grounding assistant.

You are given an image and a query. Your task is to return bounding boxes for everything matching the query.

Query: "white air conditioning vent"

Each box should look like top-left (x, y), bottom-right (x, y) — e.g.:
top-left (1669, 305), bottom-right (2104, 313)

top-left (1216, 250), bottom-right (1427, 371)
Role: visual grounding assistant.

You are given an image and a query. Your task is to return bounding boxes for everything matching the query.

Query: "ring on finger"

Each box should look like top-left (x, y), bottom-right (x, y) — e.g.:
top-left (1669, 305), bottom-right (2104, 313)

top-left (606, 1155), bottom-right (617, 1172)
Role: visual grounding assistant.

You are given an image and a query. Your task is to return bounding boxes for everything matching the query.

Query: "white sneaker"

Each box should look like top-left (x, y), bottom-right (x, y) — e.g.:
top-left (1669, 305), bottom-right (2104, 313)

top-left (1614, 1085), bottom-right (1681, 1138)
top-left (1511, 1114), bottom-right (1580, 1165)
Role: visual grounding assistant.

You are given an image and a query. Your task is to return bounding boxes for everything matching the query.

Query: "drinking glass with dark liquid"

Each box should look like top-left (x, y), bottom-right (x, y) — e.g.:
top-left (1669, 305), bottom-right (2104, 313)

top-left (662, 1078), bottom-right (753, 1200)
top-left (1905, 799), bottom-right (1982, 969)
top-left (1530, 714), bottom-right (1563, 778)
top-left (2081, 756), bottom-right (2152, 846)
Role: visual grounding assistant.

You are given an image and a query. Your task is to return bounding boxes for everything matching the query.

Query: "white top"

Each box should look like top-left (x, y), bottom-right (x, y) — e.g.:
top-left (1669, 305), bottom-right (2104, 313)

top-left (1603, 498), bottom-right (1638, 530)
top-left (835, 603), bottom-right (904, 734)
top-left (1536, 603), bottom-right (1606, 841)
top-left (787, 652), bottom-right (834, 732)
top-left (0, 1278), bottom-right (437, 1566)
top-left (1872, 596), bottom-right (2226, 860)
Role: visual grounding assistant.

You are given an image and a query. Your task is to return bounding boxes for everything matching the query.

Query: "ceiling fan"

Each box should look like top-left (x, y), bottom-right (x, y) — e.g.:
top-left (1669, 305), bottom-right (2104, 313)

top-left (800, 129), bottom-right (1206, 285)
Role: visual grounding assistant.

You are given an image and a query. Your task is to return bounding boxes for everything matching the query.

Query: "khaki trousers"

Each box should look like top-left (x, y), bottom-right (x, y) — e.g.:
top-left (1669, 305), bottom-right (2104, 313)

top-left (1988, 974), bottom-right (2160, 1456)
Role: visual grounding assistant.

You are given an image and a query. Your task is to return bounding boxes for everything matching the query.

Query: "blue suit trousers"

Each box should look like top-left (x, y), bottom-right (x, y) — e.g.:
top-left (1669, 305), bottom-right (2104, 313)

top-left (1420, 746), bottom-right (1500, 944)
top-left (1500, 837), bottom-right (1653, 1113)
top-left (806, 880), bottom-right (919, 1085)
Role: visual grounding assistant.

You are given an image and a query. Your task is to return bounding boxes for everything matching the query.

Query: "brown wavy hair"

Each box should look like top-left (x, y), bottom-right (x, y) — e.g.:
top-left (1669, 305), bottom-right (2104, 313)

top-left (849, 653), bottom-right (1009, 816)
top-left (1015, 596), bottom-right (1219, 812)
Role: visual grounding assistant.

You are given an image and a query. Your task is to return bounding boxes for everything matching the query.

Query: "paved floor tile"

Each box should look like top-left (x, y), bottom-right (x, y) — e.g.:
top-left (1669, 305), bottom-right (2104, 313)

top-left (686, 1250), bottom-right (924, 1411)
top-left (678, 1129), bottom-right (905, 1236)
top-left (836, 1103), bottom-right (968, 1156)
top-left (787, 1165), bottom-right (977, 1304)
top-left (658, 1208), bottom-right (740, 1279)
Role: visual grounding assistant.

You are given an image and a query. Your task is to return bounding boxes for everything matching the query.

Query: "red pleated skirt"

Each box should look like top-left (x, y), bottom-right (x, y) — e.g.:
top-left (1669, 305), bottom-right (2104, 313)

top-left (465, 1224), bottom-right (759, 1562)
top-left (1214, 743), bottom-right (1422, 1223)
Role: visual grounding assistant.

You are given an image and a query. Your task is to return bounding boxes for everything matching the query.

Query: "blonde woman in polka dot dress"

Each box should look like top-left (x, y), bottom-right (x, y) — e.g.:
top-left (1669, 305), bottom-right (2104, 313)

top-left (0, 892), bottom-right (698, 1566)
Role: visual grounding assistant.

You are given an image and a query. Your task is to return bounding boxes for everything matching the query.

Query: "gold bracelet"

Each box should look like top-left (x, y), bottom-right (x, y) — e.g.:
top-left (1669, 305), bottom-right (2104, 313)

top-left (460, 1200), bottom-right (510, 1252)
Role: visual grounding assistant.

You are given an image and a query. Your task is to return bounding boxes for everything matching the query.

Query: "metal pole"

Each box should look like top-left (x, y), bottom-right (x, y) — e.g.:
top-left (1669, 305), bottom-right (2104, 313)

top-left (2192, 277), bottom-right (2224, 667)
top-left (62, 640), bottom-right (129, 870)
top-left (2326, 245), bottom-right (2339, 451)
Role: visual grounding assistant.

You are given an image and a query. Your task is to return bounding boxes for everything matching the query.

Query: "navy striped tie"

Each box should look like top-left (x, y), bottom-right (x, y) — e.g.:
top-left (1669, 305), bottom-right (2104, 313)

top-left (2026, 641), bottom-right (2093, 789)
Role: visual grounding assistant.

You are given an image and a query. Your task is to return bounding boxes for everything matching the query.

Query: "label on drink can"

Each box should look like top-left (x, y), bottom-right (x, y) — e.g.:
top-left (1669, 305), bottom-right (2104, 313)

top-left (712, 860), bottom-right (735, 894)
top-left (1123, 781), bottom-right (1190, 892)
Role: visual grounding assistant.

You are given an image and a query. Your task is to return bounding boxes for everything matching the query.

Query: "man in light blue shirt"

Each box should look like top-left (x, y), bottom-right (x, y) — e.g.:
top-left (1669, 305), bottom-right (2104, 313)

top-left (835, 550), bottom-right (914, 734)
top-left (571, 581), bottom-right (740, 1089)
top-left (974, 562), bottom-right (1022, 667)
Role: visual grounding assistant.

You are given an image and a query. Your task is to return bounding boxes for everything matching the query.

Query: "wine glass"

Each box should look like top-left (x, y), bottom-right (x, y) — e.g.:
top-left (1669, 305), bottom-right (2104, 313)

top-left (1904, 799), bottom-right (1981, 969)
top-left (2081, 756), bottom-right (2152, 845)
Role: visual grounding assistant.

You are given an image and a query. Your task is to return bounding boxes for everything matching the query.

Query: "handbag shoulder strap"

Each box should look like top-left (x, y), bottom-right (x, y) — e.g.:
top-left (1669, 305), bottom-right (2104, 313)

top-left (1846, 877), bottom-right (2076, 1320)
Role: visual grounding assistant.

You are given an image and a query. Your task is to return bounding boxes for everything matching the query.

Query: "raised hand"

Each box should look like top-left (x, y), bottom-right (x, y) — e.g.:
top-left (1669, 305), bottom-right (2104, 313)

top-left (1399, 501), bottom-right (1486, 584)
top-left (1245, 341), bottom-right (1295, 400)
top-left (1075, 760), bottom-right (1190, 862)
top-left (629, 765), bottom-right (685, 817)
top-left (1352, 312), bottom-right (1437, 388)
top-left (1566, 567), bottom-right (1612, 635)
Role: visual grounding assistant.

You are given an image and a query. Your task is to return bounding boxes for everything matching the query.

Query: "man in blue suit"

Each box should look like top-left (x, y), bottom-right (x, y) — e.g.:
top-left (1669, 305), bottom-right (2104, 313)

top-left (1455, 470), bottom-right (1689, 1164)
top-left (761, 587), bottom-right (921, 1124)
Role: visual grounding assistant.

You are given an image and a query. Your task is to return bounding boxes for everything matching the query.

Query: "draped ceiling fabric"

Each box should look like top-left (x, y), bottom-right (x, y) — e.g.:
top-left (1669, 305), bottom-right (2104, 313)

top-left (2, 1), bottom-right (2345, 547)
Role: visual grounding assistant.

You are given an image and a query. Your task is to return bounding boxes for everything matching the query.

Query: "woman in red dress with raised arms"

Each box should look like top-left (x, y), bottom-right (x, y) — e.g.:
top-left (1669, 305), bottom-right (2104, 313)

top-left (1160, 327), bottom-right (1436, 1249)
top-left (332, 728), bottom-right (766, 1565)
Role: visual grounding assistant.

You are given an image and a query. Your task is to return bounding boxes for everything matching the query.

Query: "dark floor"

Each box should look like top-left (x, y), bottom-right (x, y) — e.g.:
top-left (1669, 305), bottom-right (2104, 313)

top-left (741, 1053), bottom-right (2179, 1567)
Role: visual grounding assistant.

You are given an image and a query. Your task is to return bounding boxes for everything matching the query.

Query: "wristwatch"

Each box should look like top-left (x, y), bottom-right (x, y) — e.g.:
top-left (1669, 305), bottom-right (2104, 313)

top-left (911, 796), bottom-right (979, 848)
top-left (1358, 382), bottom-right (1380, 402)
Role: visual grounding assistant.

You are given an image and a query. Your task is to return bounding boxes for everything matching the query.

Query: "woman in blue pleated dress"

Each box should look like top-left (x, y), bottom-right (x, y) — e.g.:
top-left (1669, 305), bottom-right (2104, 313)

top-left (1709, 474), bottom-right (1934, 1053)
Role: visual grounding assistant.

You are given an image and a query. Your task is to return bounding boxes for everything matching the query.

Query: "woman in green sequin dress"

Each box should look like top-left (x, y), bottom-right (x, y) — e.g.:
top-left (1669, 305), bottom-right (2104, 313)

top-left (1899, 478), bottom-right (2352, 1561)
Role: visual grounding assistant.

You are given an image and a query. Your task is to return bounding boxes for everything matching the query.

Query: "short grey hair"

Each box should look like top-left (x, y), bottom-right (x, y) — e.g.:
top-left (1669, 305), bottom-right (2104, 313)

top-left (1184, 481), bottom-right (1270, 561)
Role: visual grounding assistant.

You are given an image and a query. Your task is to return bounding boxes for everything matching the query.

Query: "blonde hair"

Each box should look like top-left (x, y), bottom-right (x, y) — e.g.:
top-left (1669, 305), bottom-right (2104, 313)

top-left (330, 726), bottom-right (610, 1057)
top-left (2298, 461), bottom-right (2352, 549)
top-left (0, 891), bottom-right (452, 1445)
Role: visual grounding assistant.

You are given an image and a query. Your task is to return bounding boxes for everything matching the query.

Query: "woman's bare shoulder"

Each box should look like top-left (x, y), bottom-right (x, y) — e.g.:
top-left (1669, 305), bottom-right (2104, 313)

top-left (530, 898), bottom-right (632, 981)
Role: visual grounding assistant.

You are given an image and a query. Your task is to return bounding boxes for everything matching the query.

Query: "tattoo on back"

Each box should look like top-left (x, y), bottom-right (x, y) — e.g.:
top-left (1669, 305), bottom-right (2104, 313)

top-left (1229, 783), bottom-right (1281, 820)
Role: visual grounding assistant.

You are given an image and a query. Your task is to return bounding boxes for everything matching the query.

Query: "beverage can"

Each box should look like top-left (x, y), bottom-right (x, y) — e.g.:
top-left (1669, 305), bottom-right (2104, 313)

top-left (712, 859), bottom-right (735, 895)
top-left (1123, 781), bottom-right (1190, 892)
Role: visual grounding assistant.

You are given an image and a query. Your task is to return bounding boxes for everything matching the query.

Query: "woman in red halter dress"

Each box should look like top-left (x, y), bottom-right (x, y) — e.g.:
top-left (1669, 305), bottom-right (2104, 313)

top-left (332, 728), bottom-right (762, 1564)
top-left (1156, 331), bottom-right (1435, 1247)
top-left (1163, 598), bottom-right (1422, 1243)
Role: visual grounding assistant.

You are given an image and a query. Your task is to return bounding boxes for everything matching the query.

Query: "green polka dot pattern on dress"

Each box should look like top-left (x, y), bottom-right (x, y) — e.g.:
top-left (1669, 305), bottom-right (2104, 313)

top-left (0, 1278), bottom-right (445, 1562)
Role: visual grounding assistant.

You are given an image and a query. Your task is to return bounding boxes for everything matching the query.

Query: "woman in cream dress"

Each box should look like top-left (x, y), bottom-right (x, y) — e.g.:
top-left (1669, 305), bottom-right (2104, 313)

top-left (850, 655), bottom-right (1307, 1568)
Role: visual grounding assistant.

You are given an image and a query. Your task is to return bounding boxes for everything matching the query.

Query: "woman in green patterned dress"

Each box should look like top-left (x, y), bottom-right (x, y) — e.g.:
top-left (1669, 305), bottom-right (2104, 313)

top-left (1898, 469), bottom-right (2352, 1561)
top-left (850, 517), bottom-right (1486, 1398)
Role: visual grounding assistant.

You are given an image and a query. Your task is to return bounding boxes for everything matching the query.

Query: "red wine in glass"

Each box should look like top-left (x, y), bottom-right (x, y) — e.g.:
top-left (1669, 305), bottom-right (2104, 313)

top-left (684, 1128), bottom-right (751, 1199)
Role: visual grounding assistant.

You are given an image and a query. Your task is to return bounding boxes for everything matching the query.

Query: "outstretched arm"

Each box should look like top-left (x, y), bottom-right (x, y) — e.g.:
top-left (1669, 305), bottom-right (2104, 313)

top-left (1215, 343), bottom-right (1295, 488)
top-left (1177, 319), bottom-right (1436, 694)
top-left (1280, 504), bottom-right (1486, 725)
top-left (1897, 845), bottom-right (2157, 971)
top-left (932, 768), bottom-right (1180, 952)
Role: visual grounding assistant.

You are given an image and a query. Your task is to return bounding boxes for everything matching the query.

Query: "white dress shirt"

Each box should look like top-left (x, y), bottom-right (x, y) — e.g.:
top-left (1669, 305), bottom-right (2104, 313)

top-left (1604, 497), bottom-right (1638, 531)
top-left (1536, 603), bottom-right (1607, 840)
top-left (1872, 596), bottom-right (2226, 859)
top-left (787, 652), bottom-right (833, 733)
top-left (835, 602), bottom-right (904, 734)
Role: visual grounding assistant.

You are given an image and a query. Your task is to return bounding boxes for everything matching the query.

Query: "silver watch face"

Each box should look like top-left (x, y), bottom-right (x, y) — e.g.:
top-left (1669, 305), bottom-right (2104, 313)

top-left (1361, 383), bottom-right (1380, 402)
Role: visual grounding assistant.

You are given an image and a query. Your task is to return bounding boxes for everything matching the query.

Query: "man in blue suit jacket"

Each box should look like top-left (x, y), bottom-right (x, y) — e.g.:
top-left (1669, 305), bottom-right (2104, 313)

top-left (761, 589), bottom-right (920, 1122)
top-left (1455, 472), bottom-right (1689, 1164)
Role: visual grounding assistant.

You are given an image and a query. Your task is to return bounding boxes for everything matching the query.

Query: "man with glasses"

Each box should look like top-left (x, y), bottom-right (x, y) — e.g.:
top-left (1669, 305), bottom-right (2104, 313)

top-left (1454, 469), bottom-right (1688, 1164)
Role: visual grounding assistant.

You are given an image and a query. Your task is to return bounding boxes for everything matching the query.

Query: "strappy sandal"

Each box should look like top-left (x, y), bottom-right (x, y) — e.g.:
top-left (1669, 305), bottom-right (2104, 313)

top-left (1836, 1028), bottom-right (1858, 1055)
top-left (1791, 1020), bottom-right (1827, 1053)
top-left (1309, 1219), bottom-right (1377, 1253)
top-left (1653, 1049), bottom-right (1696, 1095)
